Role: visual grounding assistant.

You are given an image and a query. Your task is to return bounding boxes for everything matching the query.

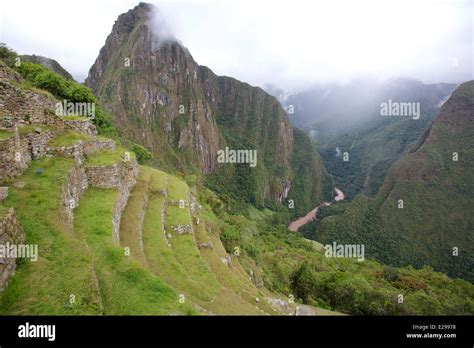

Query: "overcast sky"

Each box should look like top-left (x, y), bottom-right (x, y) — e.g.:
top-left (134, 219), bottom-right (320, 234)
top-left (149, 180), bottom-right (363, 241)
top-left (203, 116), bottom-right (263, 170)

top-left (1, 0), bottom-right (472, 91)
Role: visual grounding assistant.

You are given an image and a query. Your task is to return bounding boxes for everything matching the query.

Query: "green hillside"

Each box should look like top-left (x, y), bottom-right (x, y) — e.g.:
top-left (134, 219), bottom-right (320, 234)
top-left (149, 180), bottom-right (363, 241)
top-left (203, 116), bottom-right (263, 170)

top-left (316, 81), bottom-right (474, 282)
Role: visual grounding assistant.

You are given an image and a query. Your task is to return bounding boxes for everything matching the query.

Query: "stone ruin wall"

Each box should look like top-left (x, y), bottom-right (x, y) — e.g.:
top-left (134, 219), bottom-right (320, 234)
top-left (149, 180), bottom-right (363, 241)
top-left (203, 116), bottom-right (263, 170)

top-left (0, 208), bottom-right (25, 291)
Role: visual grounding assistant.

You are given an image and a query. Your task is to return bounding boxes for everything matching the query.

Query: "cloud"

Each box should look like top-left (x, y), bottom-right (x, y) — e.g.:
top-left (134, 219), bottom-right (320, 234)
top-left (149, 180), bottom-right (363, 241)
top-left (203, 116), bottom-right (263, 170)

top-left (1, 0), bottom-right (472, 90)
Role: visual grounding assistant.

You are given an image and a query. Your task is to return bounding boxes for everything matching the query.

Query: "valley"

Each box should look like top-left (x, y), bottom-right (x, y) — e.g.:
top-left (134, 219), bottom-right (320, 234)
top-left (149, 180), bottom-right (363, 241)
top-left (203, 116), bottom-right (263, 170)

top-left (288, 187), bottom-right (344, 232)
top-left (0, 2), bottom-right (472, 318)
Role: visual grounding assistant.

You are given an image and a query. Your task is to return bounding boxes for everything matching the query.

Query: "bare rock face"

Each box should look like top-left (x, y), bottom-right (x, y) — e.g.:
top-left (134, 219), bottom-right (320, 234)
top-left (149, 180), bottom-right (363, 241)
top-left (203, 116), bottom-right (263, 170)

top-left (85, 3), bottom-right (315, 204)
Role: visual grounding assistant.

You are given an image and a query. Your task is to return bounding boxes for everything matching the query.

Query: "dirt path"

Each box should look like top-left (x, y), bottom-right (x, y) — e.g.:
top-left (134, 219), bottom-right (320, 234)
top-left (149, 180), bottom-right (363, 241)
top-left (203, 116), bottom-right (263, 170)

top-left (288, 187), bottom-right (344, 232)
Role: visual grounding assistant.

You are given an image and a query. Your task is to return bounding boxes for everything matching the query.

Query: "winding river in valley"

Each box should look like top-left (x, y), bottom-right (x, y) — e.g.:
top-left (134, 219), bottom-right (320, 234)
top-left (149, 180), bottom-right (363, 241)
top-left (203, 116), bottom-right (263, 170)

top-left (288, 188), bottom-right (345, 232)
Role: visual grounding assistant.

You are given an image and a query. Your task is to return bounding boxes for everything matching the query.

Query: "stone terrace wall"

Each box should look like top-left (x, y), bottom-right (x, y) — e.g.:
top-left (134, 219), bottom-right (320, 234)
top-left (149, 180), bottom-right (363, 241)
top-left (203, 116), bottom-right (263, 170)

top-left (82, 138), bottom-right (115, 156)
top-left (0, 63), bottom-right (98, 136)
top-left (62, 157), bottom-right (139, 240)
top-left (47, 142), bottom-right (84, 160)
top-left (0, 64), bottom-right (57, 126)
top-left (63, 120), bottom-right (98, 137)
top-left (47, 138), bottom-right (116, 160)
top-left (85, 158), bottom-right (139, 242)
top-left (27, 129), bottom-right (56, 160)
top-left (113, 159), bottom-right (139, 242)
top-left (0, 208), bottom-right (25, 291)
top-left (60, 164), bottom-right (88, 231)
top-left (85, 164), bottom-right (121, 189)
top-left (84, 158), bottom-right (139, 242)
top-left (0, 129), bottom-right (56, 182)
top-left (85, 157), bottom-right (138, 189)
top-left (0, 133), bottom-right (31, 182)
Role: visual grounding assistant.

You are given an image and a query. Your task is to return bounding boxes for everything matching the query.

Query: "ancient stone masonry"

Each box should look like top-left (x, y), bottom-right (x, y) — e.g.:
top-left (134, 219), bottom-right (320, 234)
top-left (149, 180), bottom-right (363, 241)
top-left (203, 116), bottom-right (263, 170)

top-left (0, 132), bottom-right (31, 182)
top-left (82, 138), bottom-right (115, 156)
top-left (85, 164), bottom-right (121, 188)
top-left (47, 142), bottom-right (84, 160)
top-left (0, 208), bottom-right (25, 291)
top-left (0, 128), bottom-right (113, 183)
top-left (0, 63), bottom-right (57, 126)
top-left (47, 138), bottom-right (115, 160)
top-left (197, 242), bottom-right (213, 250)
top-left (0, 187), bottom-right (8, 202)
top-left (27, 129), bottom-right (56, 160)
top-left (83, 157), bottom-right (138, 242)
top-left (63, 120), bottom-right (98, 137)
top-left (58, 148), bottom-right (138, 237)
top-left (0, 128), bottom-right (59, 182)
top-left (111, 159), bottom-right (139, 243)
top-left (60, 164), bottom-right (88, 231)
top-left (0, 63), bottom-right (97, 135)
top-left (170, 224), bottom-right (193, 235)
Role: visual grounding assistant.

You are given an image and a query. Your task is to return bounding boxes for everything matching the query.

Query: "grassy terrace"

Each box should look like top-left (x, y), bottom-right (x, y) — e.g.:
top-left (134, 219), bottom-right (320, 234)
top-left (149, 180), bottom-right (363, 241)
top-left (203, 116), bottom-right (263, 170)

top-left (0, 157), bottom-right (100, 314)
top-left (62, 115), bottom-right (90, 121)
top-left (0, 204), bottom-right (10, 216)
top-left (124, 168), bottom-right (219, 305)
top-left (119, 167), bottom-right (151, 266)
top-left (17, 124), bottom-right (55, 135)
top-left (47, 130), bottom-right (90, 147)
top-left (124, 166), bottom-right (276, 314)
top-left (74, 187), bottom-right (195, 315)
top-left (84, 147), bottom-right (132, 167)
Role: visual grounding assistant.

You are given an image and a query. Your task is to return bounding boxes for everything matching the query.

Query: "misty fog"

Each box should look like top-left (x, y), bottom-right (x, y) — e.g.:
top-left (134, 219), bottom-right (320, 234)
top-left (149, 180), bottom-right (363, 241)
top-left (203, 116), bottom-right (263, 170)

top-left (1, 0), bottom-right (472, 92)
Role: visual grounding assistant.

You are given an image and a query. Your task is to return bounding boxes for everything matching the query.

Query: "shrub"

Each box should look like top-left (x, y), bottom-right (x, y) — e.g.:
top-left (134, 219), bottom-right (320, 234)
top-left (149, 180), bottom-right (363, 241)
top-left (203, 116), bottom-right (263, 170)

top-left (66, 83), bottom-right (95, 103)
top-left (131, 143), bottom-right (153, 164)
top-left (0, 43), bottom-right (17, 67)
top-left (290, 261), bottom-right (317, 304)
top-left (15, 61), bottom-right (45, 81)
top-left (33, 71), bottom-right (67, 98)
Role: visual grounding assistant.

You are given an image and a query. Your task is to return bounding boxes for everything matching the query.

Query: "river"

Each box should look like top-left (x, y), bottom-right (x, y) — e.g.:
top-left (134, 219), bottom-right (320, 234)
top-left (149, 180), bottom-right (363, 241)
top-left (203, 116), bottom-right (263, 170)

top-left (288, 188), bottom-right (345, 232)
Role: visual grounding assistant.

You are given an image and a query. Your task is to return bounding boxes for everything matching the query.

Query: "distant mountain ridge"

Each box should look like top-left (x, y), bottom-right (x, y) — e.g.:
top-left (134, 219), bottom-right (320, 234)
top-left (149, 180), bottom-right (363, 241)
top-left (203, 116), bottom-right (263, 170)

top-left (20, 54), bottom-right (74, 81)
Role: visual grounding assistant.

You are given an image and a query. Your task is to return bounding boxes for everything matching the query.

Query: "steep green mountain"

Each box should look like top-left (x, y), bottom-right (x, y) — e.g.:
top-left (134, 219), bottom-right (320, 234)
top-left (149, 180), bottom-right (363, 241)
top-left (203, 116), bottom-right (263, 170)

top-left (20, 54), bottom-right (75, 81)
top-left (1, 23), bottom-right (473, 317)
top-left (85, 3), bottom-right (332, 215)
top-left (316, 81), bottom-right (474, 282)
